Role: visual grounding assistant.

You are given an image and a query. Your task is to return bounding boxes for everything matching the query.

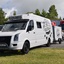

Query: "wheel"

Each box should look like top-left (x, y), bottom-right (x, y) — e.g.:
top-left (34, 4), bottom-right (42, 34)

top-left (46, 39), bottom-right (50, 47)
top-left (22, 41), bottom-right (30, 54)
top-left (58, 38), bottom-right (61, 44)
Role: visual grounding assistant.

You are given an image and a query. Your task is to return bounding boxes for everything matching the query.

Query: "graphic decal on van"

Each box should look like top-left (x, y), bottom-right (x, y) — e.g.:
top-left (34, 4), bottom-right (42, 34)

top-left (43, 20), bottom-right (51, 34)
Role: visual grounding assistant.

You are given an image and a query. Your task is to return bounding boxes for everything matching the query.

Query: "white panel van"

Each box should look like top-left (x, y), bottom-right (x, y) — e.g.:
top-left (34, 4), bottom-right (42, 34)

top-left (0, 14), bottom-right (53, 54)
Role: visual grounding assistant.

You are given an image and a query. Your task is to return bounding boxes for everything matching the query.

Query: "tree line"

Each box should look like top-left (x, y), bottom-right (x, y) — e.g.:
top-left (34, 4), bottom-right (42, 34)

top-left (27, 5), bottom-right (62, 20)
top-left (0, 5), bottom-right (63, 25)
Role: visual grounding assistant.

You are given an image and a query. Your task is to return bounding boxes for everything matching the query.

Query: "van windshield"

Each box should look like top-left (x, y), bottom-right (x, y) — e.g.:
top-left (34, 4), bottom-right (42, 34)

top-left (2, 21), bottom-right (28, 32)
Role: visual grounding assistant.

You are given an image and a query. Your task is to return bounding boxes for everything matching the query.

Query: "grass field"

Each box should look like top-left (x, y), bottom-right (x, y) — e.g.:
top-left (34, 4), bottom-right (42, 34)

top-left (0, 48), bottom-right (64, 64)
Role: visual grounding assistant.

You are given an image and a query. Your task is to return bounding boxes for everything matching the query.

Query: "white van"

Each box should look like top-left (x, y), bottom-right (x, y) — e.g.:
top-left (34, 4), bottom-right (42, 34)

top-left (0, 14), bottom-right (53, 54)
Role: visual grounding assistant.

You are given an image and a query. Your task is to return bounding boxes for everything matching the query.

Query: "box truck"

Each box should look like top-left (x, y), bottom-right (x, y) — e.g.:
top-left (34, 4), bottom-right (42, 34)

top-left (0, 14), bottom-right (61, 54)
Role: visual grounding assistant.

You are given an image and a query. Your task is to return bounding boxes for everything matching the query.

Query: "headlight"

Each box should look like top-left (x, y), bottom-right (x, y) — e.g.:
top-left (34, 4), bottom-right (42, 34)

top-left (14, 34), bottom-right (19, 41)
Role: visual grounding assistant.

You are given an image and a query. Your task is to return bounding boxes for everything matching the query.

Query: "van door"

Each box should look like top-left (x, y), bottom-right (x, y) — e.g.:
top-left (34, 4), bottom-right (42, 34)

top-left (26, 20), bottom-right (36, 47)
top-left (36, 22), bottom-right (47, 46)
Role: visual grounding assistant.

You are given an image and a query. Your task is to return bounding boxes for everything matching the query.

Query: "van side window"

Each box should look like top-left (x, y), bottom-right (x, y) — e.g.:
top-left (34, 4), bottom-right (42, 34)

top-left (27, 20), bottom-right (34, 31)
top-left (36, 22), bottom-right (42, 28)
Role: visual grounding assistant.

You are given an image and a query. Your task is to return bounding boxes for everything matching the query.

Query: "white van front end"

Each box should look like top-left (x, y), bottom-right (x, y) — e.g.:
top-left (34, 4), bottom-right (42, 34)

top-left (0, 32), bottom-right (17, 50)
top-left (0, 19), bottom-right (29, 51)
top-left (0, 31), bottom-right (26, 50)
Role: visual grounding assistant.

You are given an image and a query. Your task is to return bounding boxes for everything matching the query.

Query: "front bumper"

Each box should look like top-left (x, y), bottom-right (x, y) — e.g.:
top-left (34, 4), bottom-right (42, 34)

top-left (0, 38), bottom-right (23, 50)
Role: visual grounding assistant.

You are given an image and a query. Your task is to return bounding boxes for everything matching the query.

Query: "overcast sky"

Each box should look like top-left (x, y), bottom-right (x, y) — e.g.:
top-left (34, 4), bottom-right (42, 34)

top-left (0, 0), bottom-right (64, 18)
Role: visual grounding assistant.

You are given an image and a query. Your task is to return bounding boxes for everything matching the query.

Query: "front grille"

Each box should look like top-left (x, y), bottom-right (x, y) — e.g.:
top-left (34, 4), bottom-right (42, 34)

top-left (0, 36), bottom-right (11, 46)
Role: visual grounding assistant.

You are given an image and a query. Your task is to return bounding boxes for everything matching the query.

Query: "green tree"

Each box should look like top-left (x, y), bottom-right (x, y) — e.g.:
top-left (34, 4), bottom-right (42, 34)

top-left (35, 9), bottom-right (40, 15)
top-left (41, 9), bottom-right (47, 17)
top-left (48, 5), bottom-right (58, 20)
top-left (13, 11), bottom-right (16, 16)
top-left (0, 8), bottom-right (5, 24)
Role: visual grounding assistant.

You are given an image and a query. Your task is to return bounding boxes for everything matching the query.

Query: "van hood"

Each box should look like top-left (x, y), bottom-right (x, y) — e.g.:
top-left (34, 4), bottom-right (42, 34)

top-left (0, 30), bottom-right (25, 36)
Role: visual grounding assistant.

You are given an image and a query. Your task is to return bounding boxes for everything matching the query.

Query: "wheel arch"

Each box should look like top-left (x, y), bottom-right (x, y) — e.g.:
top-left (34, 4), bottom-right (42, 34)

top-left (24, 40), bottom-right (30, 48)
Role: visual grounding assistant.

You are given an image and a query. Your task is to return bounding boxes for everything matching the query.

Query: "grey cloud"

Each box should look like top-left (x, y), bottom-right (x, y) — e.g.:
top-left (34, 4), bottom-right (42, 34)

top-left (1, 0), bottom-right (64, 18)
top-left (0, 0), bottom-right (8, 7)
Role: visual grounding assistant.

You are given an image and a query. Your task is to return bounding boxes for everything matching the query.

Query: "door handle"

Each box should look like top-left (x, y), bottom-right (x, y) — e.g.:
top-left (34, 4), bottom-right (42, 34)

top-left (33, 32), bottom-right (35, 34)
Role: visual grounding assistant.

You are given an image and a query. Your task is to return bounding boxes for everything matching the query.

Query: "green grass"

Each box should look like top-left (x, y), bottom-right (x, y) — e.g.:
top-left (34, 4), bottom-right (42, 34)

top-left (0, 48), bottom-right (64, 64)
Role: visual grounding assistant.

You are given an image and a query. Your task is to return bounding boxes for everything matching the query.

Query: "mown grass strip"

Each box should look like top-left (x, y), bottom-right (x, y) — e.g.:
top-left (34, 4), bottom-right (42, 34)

top-left (0, 48), bottom-right (64, 64)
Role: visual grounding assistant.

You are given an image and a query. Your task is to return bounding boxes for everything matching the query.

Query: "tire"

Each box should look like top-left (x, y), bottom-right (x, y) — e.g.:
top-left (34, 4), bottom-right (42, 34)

top-left (22, 41), bottom-right (30, 54)
top-left (58, 38), bottom-right (61, 44)
top-left (46, 39), bottom-right (50, 47)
